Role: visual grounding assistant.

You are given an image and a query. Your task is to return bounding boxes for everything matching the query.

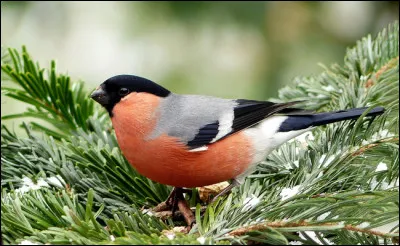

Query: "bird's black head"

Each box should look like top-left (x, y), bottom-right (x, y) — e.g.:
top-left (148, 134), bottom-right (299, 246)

top-left (90, 74), bottom-right (171, 116)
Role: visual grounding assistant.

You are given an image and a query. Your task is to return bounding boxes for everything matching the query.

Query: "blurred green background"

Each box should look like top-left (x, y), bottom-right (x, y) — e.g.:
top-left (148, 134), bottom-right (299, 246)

top-left (1, 1), bottom-right (399, 130)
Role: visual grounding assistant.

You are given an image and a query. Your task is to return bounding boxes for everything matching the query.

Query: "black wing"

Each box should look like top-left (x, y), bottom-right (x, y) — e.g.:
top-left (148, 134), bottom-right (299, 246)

top-left (230, 99), bottom-right (311, 134)
top-left (186, 99), bottom-right (310, 149)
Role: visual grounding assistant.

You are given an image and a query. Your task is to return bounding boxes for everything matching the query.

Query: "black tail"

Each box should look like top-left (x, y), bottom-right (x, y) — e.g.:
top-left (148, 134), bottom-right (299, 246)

top-left (278, 106), bottom-right (385, 132)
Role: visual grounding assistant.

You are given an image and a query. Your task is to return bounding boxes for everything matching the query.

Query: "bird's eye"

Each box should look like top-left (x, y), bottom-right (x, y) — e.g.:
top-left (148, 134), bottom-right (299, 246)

top-left (118, 88), bottom-right (129, 96)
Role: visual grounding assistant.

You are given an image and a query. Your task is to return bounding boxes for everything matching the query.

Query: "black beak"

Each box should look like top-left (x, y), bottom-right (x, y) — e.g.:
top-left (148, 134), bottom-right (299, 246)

top-left (90, 86), bottom-right (109, 105)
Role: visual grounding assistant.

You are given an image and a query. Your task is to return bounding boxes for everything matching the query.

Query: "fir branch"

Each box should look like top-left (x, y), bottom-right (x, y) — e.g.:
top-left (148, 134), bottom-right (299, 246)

top-left (1, 46), bottom-right (106, 138)
top-left (1, 188), bottom-right (169, 245)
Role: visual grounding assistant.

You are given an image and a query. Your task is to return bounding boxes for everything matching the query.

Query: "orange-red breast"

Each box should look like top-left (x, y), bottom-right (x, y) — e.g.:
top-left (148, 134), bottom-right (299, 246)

top-left (90, 75), bottom-right (384, 195)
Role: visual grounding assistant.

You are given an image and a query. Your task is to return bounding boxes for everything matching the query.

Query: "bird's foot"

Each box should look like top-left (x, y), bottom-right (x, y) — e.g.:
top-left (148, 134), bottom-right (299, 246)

top-left (152, 187), bottom-right (195, 228)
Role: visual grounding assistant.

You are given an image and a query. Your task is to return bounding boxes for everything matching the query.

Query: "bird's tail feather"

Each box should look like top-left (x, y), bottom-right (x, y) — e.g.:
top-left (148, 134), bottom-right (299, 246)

top-left (311, 106), bottom-right (385, 127)
top-left (278, 106), bottom-right (385, 132)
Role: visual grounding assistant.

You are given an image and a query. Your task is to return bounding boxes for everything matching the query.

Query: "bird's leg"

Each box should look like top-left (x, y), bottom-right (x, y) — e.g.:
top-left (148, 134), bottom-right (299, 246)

top-left (165, 187), bottom-right (181, 214)
top-left (154, 187), bottom-right (195, 228)
top-left (166, 187), bottom-right (192, 203)
top-left (210, 179), bottom-right (240, 203)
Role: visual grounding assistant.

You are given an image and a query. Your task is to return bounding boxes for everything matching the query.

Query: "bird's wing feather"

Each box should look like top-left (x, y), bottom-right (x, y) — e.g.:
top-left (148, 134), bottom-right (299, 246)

top-left (149, 94), bottom-right (309, 150)
top-left (184, 99), bottom-right (308, 149)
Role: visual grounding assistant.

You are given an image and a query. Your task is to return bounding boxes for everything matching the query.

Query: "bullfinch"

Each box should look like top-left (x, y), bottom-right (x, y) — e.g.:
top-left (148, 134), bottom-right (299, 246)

top-left (90, 75), bottom-right (384, 205)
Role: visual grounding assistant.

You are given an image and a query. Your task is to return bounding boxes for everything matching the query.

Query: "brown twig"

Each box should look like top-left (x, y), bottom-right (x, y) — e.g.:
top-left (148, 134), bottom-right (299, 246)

top-left (229, 220), bottom-right (326, 236)
top-left (344, 225), bottom-right (397, 238)
top-left (352, 143), bottom-right (379, 156)
top-left (352, 137), bottom-right (399, 157)
top-left (153, 210), bottom-right (174, 220)
top-left (152, 201), bottom-right (169, 212)
top-left (229, 220), bottom-right (399, 238)
top-left (366, 56), bottom-right (399, 88)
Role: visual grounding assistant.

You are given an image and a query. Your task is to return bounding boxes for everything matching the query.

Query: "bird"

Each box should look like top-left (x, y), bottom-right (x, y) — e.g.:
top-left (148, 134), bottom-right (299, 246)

top-left (90, 74), bottom-right (384, 221)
